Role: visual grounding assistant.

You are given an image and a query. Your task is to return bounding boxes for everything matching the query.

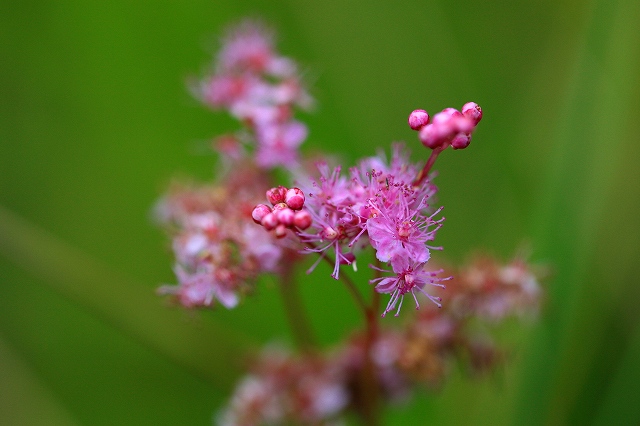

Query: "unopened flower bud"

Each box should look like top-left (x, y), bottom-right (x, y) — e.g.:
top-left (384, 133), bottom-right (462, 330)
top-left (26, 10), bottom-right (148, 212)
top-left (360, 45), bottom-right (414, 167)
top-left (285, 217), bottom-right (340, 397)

top-left (275, 207), bottom-right (295, 227)
top-left (251, 204), bottom-right (272, 224)
top-left (272, 202), bottom-right (288, 212)
top-left (451, 132), bottom-right (471, 149)
top-left (462, 102), bottom-right (482, 124)
top-left (322, 226), bottom-right (338, 241)
top-left (340, 252), bottom-right (356, 265)
top-left (266, 186), bottom-right (287, 205)
top-left (398, 221), bottom-right (412, 239)
top-left (261, 212), bottom-right (278, 230)
top-left (453, 116), bottom-right (475, 133)
top-left (285, 187), bottom-right (305, 210)
top-left (419, 124), bottom-right (443, 149)
top-left (293, 210), bottom-right (312, 230)
top-left (434, 108), bottom-right (462, 123)
top-left (408, 109), bottom-right (430, 130)
top-left (274, 224), bottom-right (288, 238)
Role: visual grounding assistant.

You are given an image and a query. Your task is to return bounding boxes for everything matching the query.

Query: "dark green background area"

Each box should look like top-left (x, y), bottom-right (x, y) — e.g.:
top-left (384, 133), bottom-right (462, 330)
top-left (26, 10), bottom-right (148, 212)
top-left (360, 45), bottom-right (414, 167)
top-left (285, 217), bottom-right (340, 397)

top-left (1, 0), bottom-right (639, 424)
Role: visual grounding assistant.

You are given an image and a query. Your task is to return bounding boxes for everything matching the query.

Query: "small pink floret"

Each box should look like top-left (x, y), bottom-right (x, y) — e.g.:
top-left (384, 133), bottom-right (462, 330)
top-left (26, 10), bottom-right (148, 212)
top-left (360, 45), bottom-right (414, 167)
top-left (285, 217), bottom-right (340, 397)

top-left (322, 226), bottom-right (338, 241)
top-left (408, 109), bottom-right (430, 131)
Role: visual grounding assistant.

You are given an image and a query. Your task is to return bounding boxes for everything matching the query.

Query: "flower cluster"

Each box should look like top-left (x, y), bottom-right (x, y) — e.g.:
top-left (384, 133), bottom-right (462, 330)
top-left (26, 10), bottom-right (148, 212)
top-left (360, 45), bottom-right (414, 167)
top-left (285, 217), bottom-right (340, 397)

top-left (409, 102), bottom-right (483, 150)
top-left (247, 143), bottom-right (445, 316)
top-left (218, 254), bottom-right (541, 424)
top-left (399, 254), bottom-right (542, 382)
top-left (218, 347), bottom-right (348, 426)
top-left (197, 20), bottom-right (313, 168)
top-left (156, 163), bottom-right (288, 308)
top-left (283, 143), bottom-right (448, 316)
top-left (448, 254), bottom-right (542, 321)
top-left (156, 19), bottom-right (544, 426)
top-left (252, 186), bottom-right (312, 238)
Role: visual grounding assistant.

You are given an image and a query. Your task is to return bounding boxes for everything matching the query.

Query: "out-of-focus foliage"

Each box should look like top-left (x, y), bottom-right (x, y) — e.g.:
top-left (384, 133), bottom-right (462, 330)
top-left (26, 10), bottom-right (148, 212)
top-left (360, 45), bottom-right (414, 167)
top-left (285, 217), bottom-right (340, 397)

top-left (1, 0), bottom-right (639, 424)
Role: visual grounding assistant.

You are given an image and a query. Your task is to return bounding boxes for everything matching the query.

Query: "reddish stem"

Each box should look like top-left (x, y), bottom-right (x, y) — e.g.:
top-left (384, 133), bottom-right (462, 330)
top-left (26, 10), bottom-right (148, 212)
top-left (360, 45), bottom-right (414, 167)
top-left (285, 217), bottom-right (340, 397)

top-left (357, 262), bottom-right (383, 424)
top-left (413, 144), bottom-right (447, 187)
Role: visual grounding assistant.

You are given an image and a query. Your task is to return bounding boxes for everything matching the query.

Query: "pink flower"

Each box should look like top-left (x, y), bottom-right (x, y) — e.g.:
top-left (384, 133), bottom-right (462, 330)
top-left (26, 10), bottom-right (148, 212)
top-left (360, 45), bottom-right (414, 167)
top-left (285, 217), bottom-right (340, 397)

top-left (354, 143), bottom-right (421, 190)
top-left (241, 223), bottom-right (283, 272)
top-left (255, 120), bottom-right (308, 167)
top-left (156, 165), bottom-right (289, 310)
top-left (219, 347), bottom-right (349, 425)
top-left (296, 164), bottom-right (363, 278)
top-left (217, 20), bottom-right (277, 75)
top-left (158, 266), bottom-right (239, 309)
top-left (367, 183), bottom-right (443, 264)
top-left (295, 143), bottom-right (441, 280)
top-left (195, 20), bottom-right (313, 170)
top-left (370, 256), bottom-right (448, 317)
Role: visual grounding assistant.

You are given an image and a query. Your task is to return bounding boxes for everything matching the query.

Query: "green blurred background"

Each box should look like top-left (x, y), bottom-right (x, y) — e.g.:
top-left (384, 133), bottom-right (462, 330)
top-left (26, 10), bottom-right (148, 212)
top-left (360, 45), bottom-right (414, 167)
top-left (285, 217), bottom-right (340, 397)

top-left (2, 0), bottom-right (639, 424)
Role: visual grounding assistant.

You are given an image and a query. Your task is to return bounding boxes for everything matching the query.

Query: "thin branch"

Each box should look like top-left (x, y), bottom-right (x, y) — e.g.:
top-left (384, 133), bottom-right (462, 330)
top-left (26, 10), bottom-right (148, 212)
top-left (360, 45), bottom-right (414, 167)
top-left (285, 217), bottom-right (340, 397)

top-left (413, 144), bottom-right (446, 187)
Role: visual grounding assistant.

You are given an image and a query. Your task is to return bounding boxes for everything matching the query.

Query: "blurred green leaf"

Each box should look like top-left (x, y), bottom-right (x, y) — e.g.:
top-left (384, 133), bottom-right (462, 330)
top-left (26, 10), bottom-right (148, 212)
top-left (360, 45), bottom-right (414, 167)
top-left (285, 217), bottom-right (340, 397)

top-left (0, 205), bottom-right (251, 386)
top-left (0, 334), bottom-right (78, 426)
top-left (513, 0), bottom-right (640, 424)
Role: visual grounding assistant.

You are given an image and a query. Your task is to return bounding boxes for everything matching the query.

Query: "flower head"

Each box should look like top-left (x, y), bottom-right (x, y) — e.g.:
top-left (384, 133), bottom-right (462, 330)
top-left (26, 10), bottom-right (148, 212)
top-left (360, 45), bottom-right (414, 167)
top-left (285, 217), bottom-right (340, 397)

top-left (410, 103), bottom-right (482, 150)
top-left (218, 347), bottom-right (349, 425)
top-left (370, 256), bottom-right (449, 317)
top-left (366, 181), bottom-right (442, 265)
top-left (156, 164), bottom-right (288, 309)
top-left (196, 20), bottom-right (313, 169)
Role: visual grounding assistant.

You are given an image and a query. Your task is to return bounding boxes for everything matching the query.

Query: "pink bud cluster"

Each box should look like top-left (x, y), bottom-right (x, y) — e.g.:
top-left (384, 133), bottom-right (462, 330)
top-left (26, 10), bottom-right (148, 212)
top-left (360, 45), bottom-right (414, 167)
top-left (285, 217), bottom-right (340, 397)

top-left (198, 20), bottom-right (313, 168)
top-left (252, 186), bottom-right (312, 238)
top-left (408, 102), bottom-right (482, 150)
